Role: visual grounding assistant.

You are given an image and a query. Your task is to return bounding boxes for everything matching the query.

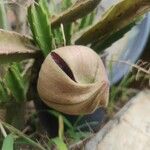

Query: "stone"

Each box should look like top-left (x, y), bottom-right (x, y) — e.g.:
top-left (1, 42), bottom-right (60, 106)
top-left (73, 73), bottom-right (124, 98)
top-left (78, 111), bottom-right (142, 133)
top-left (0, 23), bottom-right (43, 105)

top-left (85, 90), bottom-right (150, 150)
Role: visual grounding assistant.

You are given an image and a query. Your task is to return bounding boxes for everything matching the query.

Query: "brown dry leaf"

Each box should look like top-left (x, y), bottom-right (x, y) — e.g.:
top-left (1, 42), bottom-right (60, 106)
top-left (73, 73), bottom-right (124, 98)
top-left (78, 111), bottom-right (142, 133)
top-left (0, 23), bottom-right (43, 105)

top-left (51, 0), bottom-right (101, 27)
top-left (0, 29), bottom-right (40, 63)
top-left (75, 0), bottom-right (150, 45)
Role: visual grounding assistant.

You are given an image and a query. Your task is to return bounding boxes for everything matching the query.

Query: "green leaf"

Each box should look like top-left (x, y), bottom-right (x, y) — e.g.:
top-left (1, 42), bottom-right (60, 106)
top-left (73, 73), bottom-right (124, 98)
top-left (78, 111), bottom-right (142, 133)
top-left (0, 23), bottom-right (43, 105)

top-left (27, 6), bottom-right (36, 40)
top-left (0, 29), bottom-right (39, 64)
top-left (79, 11), bottom-right (95, 30)
top-left (39, 0), bottom-right (50, 16)
top-left (2, 134), bottom-right (14, 150)
top-left (67, 129), bottom-right (90, 141)
top-left (51, 0), bottom-right (101, 27)
top-left (49, 0), bottom-right (56, 15)
top-left (75, 0), bottom-right (150, 45)
top-left (63, 23), bottom-right (72, 45)
top-left (73, 115), bottom-right (83, 127)
top-left (0, 0), bottom-right (8, 29)
top-left (4, 65), bottom-right (26, 102)
top-left (61, 0), bottom-right (72, 45)
top-left (12, 62), bottom-right (22, 73)
top-left (62, 0), bottom-right (72, 10)
top-left (12, 62), bottom-right (29, 94)
top-left (1, 121), bottom-right (46, 150)
top-left (92, 21), bottom-right (137, 52)
top-left (0, 80), bottom-right (9, 102)
top-left (28, 0), bottom-right (52, 56)
top-left (52, 28), bottom-right (64, 47)
top-left (66, 129), bottom-right (81, 141)
top-left (52, 137), bottom-right (68, 150)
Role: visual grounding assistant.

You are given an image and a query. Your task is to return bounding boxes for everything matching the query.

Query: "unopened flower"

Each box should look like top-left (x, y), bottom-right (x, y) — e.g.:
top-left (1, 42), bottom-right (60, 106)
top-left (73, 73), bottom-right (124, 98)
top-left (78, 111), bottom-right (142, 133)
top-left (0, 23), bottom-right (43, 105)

top-left (37, 46), bottom-right (109, 115)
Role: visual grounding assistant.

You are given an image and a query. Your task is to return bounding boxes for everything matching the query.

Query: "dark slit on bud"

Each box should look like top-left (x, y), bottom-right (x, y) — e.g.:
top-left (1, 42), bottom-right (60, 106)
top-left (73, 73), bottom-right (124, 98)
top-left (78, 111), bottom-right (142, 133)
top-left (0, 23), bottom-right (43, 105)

top-left (51, 52), bottom-right (76, 82)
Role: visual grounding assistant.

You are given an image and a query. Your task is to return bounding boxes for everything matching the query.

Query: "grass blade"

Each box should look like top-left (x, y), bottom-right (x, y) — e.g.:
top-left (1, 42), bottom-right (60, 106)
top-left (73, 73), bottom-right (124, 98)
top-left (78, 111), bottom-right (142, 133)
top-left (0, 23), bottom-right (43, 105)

top-left (2, 134), bottom-right (14, 150)
top-left (4, 65), bottom-right (26, 102)
top-left (1, 121), bottom-right (46, 150)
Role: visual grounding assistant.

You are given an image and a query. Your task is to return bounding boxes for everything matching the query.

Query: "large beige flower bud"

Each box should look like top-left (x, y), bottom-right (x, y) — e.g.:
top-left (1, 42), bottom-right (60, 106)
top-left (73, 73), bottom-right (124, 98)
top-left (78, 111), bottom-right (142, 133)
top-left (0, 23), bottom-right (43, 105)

top-left (37, 46), bottom-right (109, 115)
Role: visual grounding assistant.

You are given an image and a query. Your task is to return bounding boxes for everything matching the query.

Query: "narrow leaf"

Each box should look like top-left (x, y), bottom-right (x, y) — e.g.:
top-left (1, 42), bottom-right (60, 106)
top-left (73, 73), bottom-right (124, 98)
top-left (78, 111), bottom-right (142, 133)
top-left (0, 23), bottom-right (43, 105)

top-left (63, 23), bottom-right (72, 45)
top-left (79, 11), bottom-right (95, 30)
top-left (1, 121), bottom-right (46, 150)
top-left (51, 0), bottom-right (101, 27)
top-left (61, 0), bottom-right (72, 45)
top-left (92, 21), bottom-right (137, 52)
top-left (62, 0), bottom-right (72, 10)
top-left (11, 62), bottom-right (29, 94)
top-left (0, 29), bottom-right (39, 63)
top-left (5, 65), bottom-right (26, 102)
top-left (0, 80), bottom-right (9, 102)
top-left (52, 28), bottom-right (64, 47)
top-left (39, 0), bottom-right (50, 16)
top-left (49, 0), bottom-right (56, 15)
top-left (67, 129), bottom-right (90, 141)
top-left (75, 0), bottom-right (150, 45)
top-left (2, 134), bottom-right (14, 150)
top-left (28, 1), bottom-right (52, 56)
top-left (0, 0), bottom-right (8, 29)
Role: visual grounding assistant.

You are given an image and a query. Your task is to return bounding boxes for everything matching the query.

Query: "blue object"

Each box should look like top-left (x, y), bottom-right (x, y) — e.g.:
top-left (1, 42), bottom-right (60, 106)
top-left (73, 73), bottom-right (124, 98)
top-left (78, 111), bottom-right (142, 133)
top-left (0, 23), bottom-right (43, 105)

top-left (109, 13), bottom-right (150, 84)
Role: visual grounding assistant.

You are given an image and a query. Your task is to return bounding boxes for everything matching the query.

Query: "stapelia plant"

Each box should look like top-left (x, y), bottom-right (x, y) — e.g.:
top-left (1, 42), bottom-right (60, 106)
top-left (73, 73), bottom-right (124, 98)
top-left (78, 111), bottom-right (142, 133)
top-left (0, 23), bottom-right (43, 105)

top-left (0, 0), bottom-right (150, 148)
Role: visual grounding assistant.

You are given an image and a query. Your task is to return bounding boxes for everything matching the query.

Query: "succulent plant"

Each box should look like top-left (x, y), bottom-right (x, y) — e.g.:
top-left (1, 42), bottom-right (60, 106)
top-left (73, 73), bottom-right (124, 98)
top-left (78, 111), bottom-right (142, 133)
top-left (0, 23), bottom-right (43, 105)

top-left (0, 0), bottom-right (149, 136)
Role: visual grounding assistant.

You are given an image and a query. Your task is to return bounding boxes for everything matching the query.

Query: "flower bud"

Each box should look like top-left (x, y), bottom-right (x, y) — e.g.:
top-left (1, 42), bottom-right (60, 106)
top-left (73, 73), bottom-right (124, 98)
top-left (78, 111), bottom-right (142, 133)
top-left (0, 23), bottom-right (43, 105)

top-left (37, 46), bottom-right (109, 115)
